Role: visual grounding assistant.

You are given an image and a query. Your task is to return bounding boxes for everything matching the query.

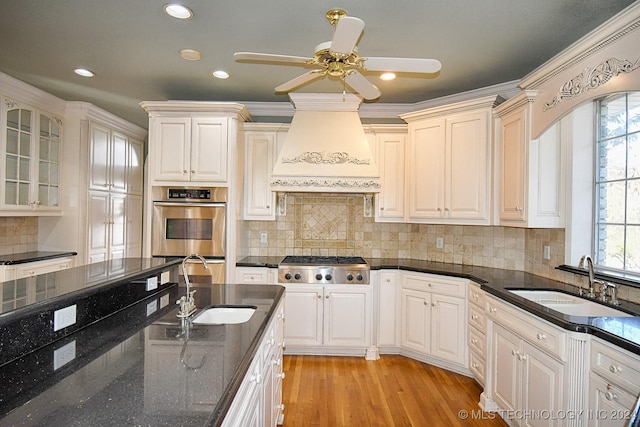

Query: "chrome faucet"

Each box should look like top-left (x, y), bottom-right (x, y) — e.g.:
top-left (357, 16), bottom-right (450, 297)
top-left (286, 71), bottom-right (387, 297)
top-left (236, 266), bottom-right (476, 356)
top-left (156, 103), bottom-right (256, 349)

top-left (177, 254), bottom-right (208, 318)
top-left (578, 255), bottom-right (597, 298)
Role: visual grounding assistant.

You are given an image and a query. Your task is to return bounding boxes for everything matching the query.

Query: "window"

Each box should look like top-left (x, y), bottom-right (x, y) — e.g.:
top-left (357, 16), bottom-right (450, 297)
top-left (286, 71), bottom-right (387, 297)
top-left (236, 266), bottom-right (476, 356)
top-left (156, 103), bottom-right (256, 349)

top-left (595, 93), bottom-right (640, 273)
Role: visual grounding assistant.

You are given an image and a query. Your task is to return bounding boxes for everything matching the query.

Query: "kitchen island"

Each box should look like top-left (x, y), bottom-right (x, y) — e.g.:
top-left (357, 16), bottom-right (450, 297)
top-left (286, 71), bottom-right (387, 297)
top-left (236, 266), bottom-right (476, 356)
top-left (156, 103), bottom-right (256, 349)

top-left (0, 257), bottom-right (285, 426)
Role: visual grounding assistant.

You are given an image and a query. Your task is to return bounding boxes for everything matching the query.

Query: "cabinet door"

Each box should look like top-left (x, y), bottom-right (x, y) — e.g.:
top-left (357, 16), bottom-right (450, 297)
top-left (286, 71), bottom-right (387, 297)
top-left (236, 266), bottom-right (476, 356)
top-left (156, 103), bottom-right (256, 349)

top-left (407, 119), bottom-right (445, 219)
top-left (88, 122), bottom-right (111, 191)
top-left (401, 288), bottom-right (430, 354)
top-left (283, 286), bottom-right (323, 346)
top-left (324, 286), bottom-right (371, 347)
top-left (153, 117), bottom-right (190, 181)
top-left (431, 294), bottom-right (466, 365)
top-left (377, 271), bottom-right (398, 347)
top-left (37, 113), bottom-right (62, 209)
top-left (376, 133), bottom-right (406, 221)
top-left (126, 194), bottom-right (143, 258)
top-left (499, 107), bottom-right (526, 221)
top-left (446, 111), bottom-right (489, 220)
top-left (244, 132), bottom-right (276, 219)
top-left (87, 191), bottom-right (109, 264)
top-left (109, 193), bottom-right (127, 260)
top-left (127, 138), bottom-right (144, 195)
top-left (190, 117), bottom-right (227, 182)
top-left (491, 322), bottom-right (520, 413)
top-left (588, 373), bottom-right (636, 427)
top-left (110, 131), bottom-right (128, 193)
top-left (521, 342), bottom-right (564, 427)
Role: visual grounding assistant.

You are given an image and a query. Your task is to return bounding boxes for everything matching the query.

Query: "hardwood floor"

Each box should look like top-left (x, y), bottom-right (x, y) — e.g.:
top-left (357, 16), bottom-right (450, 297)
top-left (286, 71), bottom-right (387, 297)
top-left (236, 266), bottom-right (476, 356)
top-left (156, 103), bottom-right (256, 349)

top-left (281, 355), bottom-right (507, 427)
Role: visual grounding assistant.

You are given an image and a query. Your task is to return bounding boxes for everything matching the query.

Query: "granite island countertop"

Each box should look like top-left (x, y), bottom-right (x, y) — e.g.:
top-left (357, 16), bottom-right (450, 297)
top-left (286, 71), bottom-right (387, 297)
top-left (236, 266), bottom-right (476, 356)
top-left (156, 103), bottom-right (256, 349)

top-left (0, 250), bottom-right (77, 265)
top-left (0, 282), bottom-right (285, 426)
top-left (237, 256), bottom-right (640, 355)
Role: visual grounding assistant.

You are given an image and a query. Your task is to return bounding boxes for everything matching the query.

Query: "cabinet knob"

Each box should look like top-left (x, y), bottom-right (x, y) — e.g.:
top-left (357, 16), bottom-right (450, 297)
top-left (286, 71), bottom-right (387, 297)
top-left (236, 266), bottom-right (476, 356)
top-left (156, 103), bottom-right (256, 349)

top-left (489, 307), bottom-right (497, 313)
top-left (266, 205), bottom-right (270, 208)
top-left (431, 302), bottom-right (435, 307)
top-left (472, 362), bottom-right (478, 369)
top-left (183, 170), bottom-right (187, 174)
top-left (317, 295), bottom-right (322, 299)
top-left (385, 278), bottom-right (391, 283)
top-left (472, 315), bottom-right (479, 320)
top-left (536, 333), bottom-right (547, 340)
top-left (191, 170), bottom-right (196, 174)
top-left (470, 338), bottom-right (478, 344)
top-left (325, 295), bottom-right (329, 299)
top-left (604, 390), bottom-right (618, 401)
top-left (423, 301), bottom-right (427, 306)
top-left (380, 207), bottom-right (385, 211)
top-left (609, 365), bottom-right (622, 374)
top-left (517, 353), bottom-right (527, 361)
top-left (512, 349), bottom-right (518, 356)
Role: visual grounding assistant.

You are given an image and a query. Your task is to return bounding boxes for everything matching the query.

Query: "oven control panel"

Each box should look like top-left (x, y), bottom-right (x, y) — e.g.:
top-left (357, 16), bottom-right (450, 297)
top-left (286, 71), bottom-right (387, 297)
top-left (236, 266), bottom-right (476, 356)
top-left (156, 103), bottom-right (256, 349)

top-left (168, 188), bottom-right (211, 200)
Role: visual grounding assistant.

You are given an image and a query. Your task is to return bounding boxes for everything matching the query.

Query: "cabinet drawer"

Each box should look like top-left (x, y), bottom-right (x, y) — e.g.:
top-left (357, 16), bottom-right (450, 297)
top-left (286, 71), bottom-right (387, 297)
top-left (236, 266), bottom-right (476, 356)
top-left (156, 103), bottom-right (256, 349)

top-left (468, 284), bottom-right (485, 308)
top-left (16, 257), bottom-right (75, 279)
top-left (591, 338), bottom-right (640, 395)
top-left (403, 273), bottom-right (466, 297)
top-left (486, 296), bottom-right (566, 360)
top-left (469, 350), bottom-right (486, 385)
top-left (468, 325), bottom-right (486, 355)
top-left (236, 267), bottom-right (270, 284)
top-left (468, 303), bottom-right (486, 331)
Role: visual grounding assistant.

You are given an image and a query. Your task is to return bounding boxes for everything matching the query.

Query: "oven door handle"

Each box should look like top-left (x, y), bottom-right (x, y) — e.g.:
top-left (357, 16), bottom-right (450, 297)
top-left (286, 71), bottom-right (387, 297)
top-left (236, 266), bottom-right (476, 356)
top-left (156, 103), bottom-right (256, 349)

top-left (153, 202), bottom-right (226, 208)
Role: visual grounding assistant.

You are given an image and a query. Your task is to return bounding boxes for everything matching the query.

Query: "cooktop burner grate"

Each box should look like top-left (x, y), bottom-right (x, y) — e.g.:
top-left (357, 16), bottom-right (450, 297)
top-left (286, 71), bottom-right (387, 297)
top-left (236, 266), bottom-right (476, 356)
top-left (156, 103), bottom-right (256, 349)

top-left (280, 255), bottom-right (367, 265)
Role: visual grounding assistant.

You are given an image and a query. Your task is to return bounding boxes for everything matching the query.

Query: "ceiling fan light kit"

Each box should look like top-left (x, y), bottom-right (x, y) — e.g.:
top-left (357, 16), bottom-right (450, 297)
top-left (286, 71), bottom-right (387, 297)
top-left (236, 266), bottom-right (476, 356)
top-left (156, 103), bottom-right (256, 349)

top-left (234, 8), bottom-right (441, 100)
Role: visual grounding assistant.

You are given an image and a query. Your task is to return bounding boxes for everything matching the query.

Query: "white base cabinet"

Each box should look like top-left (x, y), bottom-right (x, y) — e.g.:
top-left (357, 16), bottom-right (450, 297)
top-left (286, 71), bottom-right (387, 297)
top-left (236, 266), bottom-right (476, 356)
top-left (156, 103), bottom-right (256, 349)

top-left (283, 284), bottom-right (372, 352)
top-left (222, 299), bottom-right (285, 427)
top-left (491, 322), bottom-right (565, 427)
top-left (400, 273), bottom-right (467, 367)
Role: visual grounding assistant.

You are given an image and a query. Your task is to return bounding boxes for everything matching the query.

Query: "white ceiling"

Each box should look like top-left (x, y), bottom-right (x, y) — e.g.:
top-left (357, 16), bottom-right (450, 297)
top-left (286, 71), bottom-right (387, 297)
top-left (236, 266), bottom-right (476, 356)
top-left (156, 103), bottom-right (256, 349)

top-left (0, 0), bottom-right (636, 128)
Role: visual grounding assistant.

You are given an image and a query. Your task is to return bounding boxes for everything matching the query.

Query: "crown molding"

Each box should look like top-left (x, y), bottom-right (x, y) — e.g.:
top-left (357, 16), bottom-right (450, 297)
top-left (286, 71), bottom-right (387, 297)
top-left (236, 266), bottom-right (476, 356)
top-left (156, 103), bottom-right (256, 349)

top-left (66, 101), bottom-right (147, 139)
top-left (0, 72), bottom-right (66, 116)
top-left (243, 80), bottom-right (520, 121)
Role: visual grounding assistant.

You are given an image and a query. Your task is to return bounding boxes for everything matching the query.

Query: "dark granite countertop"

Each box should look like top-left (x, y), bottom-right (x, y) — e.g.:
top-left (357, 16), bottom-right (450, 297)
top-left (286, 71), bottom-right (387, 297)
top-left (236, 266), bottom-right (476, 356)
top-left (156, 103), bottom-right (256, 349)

top-left (0, 257), bottom-right (183, 366)
top-left (236, 256), bottom-right (640, 355)
top-left (0, 283), bottom-right (285, 426)
top-left (0, 250), bottom-right (78, 265)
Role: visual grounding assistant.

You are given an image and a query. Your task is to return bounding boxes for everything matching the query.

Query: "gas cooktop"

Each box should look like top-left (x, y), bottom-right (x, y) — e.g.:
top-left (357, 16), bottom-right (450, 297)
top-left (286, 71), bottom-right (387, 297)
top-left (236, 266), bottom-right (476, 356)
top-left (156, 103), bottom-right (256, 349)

top-left (278, 256), bottom-right (369, 284)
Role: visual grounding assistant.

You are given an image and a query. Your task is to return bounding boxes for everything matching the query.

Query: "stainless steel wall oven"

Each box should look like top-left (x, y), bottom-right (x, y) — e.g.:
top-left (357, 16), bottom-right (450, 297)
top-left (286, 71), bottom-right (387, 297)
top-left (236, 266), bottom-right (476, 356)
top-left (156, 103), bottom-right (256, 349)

top-left (151, 186), bottom-right (226, 258)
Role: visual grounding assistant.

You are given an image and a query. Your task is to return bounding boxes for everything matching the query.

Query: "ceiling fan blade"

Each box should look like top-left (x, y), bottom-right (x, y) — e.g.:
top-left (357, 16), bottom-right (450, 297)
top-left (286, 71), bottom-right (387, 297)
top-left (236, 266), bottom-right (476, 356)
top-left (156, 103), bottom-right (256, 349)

top-left (275, 70), bottom-right (324, 92)
top-left (330, 16), bottom-right (365, 55)
top-left (344, 71), bottom-right (381, 100)
top-left (234, 52), bottom-right (312, 65)
top-left (363, 57), bottom-right (442, 74)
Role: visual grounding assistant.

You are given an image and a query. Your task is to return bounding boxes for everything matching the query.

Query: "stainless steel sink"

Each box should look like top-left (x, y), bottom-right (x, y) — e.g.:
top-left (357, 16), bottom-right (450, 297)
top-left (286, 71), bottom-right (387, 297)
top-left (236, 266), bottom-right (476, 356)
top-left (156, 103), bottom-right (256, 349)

top-left (191, 305), bottom-right (257, 325)
top-left (509, 290), bottom-right (632, 317)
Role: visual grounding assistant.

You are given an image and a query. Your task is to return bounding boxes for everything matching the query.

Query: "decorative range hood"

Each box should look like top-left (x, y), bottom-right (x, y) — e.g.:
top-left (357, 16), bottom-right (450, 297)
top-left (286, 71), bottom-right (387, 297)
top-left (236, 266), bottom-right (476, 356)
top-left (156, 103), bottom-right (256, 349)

top-left (270, 93), bottom-right (380, 193)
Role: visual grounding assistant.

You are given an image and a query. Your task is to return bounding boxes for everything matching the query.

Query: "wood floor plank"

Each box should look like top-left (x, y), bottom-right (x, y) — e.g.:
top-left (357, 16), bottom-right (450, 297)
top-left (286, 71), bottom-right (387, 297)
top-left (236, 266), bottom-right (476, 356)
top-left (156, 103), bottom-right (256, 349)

top-left (281, 355), bottom-right (507, 427)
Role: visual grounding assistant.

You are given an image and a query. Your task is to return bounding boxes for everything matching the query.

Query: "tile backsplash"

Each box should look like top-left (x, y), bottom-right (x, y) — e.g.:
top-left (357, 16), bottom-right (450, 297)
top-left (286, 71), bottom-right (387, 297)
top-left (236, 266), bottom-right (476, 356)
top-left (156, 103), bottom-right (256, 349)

top-left (245, 193), bottom-right (569, 280)
top-left (0, 217), bottom-right (38, 255)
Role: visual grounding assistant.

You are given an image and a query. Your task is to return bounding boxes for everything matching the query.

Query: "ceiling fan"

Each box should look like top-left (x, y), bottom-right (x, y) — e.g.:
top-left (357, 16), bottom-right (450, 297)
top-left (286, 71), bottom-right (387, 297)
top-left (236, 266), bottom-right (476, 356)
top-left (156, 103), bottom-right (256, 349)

top-left (234, 8), bottom-right (442, 100)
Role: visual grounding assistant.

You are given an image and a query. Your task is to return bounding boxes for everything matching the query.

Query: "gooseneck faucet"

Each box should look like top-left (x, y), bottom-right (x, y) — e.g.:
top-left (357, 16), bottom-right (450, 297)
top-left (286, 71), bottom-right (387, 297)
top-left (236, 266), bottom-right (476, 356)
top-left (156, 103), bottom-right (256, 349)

top-left (578, 255), bottom-right (598, 298)
top-left (177, 254), bottom-right (208, 318)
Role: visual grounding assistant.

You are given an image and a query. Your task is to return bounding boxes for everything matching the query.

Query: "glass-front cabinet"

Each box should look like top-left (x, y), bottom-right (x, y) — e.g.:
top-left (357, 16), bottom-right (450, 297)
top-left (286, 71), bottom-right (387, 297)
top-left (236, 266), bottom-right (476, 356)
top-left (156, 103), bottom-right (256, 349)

top-left (2, 97), bottom-right (62, 214)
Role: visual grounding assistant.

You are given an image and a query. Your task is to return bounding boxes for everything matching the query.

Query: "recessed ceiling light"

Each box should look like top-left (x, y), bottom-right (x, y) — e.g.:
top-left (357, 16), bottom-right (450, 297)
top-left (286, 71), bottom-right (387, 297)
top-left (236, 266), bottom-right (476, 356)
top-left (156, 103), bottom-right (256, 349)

top-left (74, 68), bottom-right (95, 78)
top-left (213, 70), bottom-right (229, 79)
top-left (163, 4), bottom-right (193, 19)
top-left (180, 49), bottom-right (202, 61)
top-left (380, 72), bottom-right (396, 81)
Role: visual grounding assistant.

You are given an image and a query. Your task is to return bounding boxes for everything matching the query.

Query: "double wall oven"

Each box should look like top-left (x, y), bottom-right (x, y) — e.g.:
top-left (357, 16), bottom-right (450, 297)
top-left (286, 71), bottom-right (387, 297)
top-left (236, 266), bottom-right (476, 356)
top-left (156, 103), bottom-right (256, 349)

top-left (151, 186), bottom-right (226, 285)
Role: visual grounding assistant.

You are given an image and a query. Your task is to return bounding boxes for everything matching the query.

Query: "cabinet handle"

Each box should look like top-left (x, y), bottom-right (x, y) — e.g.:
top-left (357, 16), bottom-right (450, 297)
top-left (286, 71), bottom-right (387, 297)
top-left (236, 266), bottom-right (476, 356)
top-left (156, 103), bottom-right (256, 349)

top-left (385, 278), bottom-right (391, 283)
top-left (266, 205), bottom-right (270, 208)
top-left (380, 207), bottom-right (385, 211)
top-left (431, 302), bottom-right (435, 307)
top-left (604, 390), bottom-right (618, 401)
top-left (512, 349), bottom-right (518, 356)
top-left (277, 372), bottom-right (286, 380)
top-left (471, 314), bottom-right (479, 320)
top-left (517, 353), bottom-right (527, 361)
top-left (470, 338), bottom-right (478, 344)
top-left (325, 295), bottom-right (329, 299)
top-left (536, 333), bottom-right (547, 340)
top-left (317, 295), bottom-right (322, 299)
top-left (423, 301), bottom-right (428, 306)
top-left (472, 362), bottom-right (479, 369)
top-left (444, 207), bottom-right (450, 212)
top-left (609, 365), bottom-right (622, 374)
top-left (191, 170), bottom-right (196, 174)
top-left (489, 307), bottom-right (497, 313)
top-left (183, 170), bottom-right (188, 174)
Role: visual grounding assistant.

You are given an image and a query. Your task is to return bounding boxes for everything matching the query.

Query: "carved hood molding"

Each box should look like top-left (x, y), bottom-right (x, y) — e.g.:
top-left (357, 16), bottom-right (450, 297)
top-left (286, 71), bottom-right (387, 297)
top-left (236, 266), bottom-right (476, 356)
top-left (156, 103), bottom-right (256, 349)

top-left (270, 93), bottom-right (380, 193)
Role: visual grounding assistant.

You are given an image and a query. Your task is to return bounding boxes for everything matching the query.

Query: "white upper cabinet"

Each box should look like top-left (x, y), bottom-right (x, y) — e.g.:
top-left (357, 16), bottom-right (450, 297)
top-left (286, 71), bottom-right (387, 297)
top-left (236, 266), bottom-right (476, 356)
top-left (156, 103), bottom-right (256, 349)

top-left (402, 96), bottom-right (499, 225)
top-left (495, 91), bottom-right (564, 228)
top-left (243, 124), bottom-right (286, 220)
top-left (1, 97), bottom-right (63, 214)
top-left (373, 128), bottom-right (407, 222)
top-left (150, 116), bottom-right (228, 183)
